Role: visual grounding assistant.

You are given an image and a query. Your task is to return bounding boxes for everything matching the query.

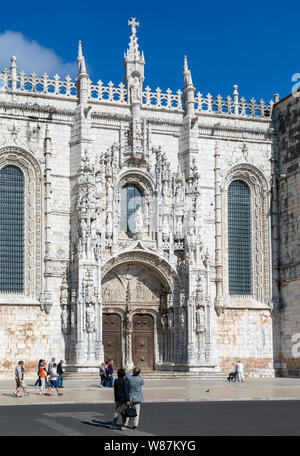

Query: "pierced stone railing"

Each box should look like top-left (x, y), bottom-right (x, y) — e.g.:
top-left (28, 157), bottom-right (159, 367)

top-left (194, 86), bottom-right (277, 118)
top-left (0, 64), bottom-right (277, 118)
top-left (89, 80), bottom-right (127, 103)
top-left (142, 86), bottom-right (183, 111)
top-left (0, 68), bottom-right (77, 97)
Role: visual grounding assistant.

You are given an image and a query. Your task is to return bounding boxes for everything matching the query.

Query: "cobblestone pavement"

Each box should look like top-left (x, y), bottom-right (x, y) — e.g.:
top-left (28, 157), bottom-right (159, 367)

top-left (2, 377), bottom-right (300, 406)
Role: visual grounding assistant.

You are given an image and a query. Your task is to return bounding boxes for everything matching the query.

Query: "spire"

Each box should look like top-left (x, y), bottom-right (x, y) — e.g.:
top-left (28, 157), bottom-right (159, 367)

top-left (76, 40), bottom-right (89, 105)
top-left (123, 18), bottom-right (145, 112)
top-left (124, 18), bottom-right (145, 63)
top-left (183, 55), bottom-right (193, 88)
top-left (183, 55), bottom-right (195, 117)
top-left (77, 40), bottom-right (87, 75)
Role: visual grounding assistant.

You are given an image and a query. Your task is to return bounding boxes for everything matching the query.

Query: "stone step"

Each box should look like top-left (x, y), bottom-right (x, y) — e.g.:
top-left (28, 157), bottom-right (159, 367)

top-left (64, 371), bottom-right (226, 380)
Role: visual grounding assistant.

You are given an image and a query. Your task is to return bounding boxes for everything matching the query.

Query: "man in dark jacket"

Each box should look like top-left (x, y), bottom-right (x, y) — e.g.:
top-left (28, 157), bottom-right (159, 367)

top-left (57, 360), bottom-right (64, 388)
top-left (112, 369), bottom-right (130, 430)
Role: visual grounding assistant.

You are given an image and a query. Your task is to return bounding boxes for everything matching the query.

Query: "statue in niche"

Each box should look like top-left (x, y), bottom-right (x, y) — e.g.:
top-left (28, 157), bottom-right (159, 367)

top-left (134, 206), bottom-right (144, 235)
top-left (179, 309), bottom-right (186, 328)
top-left (70, 308), bottom-right (76, 329)
top-left (176, 216), bottom-right (183, 236)
top-left (61, 305), bottom-right (69, 332)
top-left (195, 305), bottom-right (205, 332)
top-left (160, 313), bottom-right (168, 330)
top-left (95, 173), bottom-right (103, 195)
top-left (136, 280), bottom-right (143, 299)
top-left (130, 76), bottom-right (141, 104)
top-left (168, 309), bottom-right (174, 328)
top-left (86, 303), bottom-right (96, 332)
top-left (103, 286), bottom-right (112, 301)
top-left (175, 182), bottom-right (184, 206)
top-left (162, 181), bottom-right (171, 208)
top-left (162, 215), bottom-right (170, 237)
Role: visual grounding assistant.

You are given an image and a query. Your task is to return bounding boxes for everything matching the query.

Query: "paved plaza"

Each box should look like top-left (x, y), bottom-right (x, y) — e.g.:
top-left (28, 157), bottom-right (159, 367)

top-left (2, 376), bottom-right (300, 406)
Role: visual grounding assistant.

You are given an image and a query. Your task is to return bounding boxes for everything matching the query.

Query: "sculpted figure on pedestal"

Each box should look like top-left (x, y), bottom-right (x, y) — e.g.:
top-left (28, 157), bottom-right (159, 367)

top-left (134, 205), bottom-right (144, 235)
top-left (86, 303), bottom-right (96, 332)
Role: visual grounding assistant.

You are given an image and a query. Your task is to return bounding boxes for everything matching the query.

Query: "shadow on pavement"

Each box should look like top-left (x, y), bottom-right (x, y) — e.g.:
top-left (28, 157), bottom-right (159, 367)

top-left (83, 419), bottom-right (114, 430)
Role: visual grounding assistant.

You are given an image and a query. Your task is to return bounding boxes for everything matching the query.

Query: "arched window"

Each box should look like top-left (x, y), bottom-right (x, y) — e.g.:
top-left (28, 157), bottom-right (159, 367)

top-left (120, 184), bottom-right (142, 234)
top-left (228, 180), bottom-right (252, 295)
top-left (0, 165), bottom-right (24, 292)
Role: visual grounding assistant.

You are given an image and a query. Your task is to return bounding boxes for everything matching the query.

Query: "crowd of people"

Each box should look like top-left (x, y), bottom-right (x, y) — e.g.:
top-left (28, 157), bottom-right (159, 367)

top-left (13, 356), bottom-right (145, 431)
top-left (14, 358), bottom-right (64, 397)
top-left (14, 357), bottom-right (246, 431)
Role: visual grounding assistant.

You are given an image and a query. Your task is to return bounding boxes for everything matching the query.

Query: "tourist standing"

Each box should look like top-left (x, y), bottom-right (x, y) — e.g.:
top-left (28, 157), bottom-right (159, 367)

top-left (47, 363), bottom-right (63, 396)
top-left (125, 367), bottom-right (144, 429)
top-left (236, 360), bottom-right (245, 382)
top-left (57, 360), bottom-right (64, 388)
top-left (39, 360), bottom-right (48, 395)
top-left (99, 362), bottom-right (106, 388)
top-left (112, 368), bottom-right (130, 430)
top-left (34, 359), bottom-right (43, 387)
top-left (105, 360), bottom-right (114, 388)
top-left (48, 357), bottom-right (55, 375)
top-left (14, 361), bottom-right (29, 397)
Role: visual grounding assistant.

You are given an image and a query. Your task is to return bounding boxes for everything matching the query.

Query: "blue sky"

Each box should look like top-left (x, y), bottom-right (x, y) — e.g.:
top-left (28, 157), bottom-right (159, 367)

top-left (0, 0), bottom-right (299, 102)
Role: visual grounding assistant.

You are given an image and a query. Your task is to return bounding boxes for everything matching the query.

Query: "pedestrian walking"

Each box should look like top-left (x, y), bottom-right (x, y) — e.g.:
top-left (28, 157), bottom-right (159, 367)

top-left (99, 362), bottom-right (106, 388)
top-left (57, 360), bottom-right (64, 388)
top-left (236, 360), bottom-right (245, 382)
top-left (34, 359), bottom-right (43, 387)
top-left (39, 360), bottom-right (48, 395)
top-left (14, 361), bottom-right (29, 397)
top-left (46, 363), bottom-right (63, 396)
top-left (125, 367), bottom-right (144, 429)
top-left (105, 360), bottom-right (114, 388)
top-left (112, 368), bottom-right (130, 430)
top-left (48, 357), bottom-right (55, 376)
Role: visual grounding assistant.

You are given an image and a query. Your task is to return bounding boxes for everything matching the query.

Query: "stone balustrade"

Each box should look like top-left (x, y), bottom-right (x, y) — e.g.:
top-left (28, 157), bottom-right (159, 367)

top-left (0, 65), bottom-right (276, 118)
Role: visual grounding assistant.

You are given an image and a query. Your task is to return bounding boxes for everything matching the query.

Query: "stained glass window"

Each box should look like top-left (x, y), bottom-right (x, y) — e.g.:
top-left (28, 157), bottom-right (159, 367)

top-left (228, 180), bottom-right (252, 295)
top-left (120, 184), bottom-right (142, 234)
top-left (0, 165), bottom-right (24, 292)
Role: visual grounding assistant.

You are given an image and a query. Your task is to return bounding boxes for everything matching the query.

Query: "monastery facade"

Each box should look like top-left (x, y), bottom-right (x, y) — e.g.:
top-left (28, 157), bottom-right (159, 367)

top-left (0, 19), bottom-right (298, 377)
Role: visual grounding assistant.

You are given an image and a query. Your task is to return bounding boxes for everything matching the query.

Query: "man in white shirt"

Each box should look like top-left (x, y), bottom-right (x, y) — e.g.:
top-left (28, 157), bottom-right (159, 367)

top-left (236, 360), bottom-right (245, 382)
top-left (47, 363), bottom-right (63, 396)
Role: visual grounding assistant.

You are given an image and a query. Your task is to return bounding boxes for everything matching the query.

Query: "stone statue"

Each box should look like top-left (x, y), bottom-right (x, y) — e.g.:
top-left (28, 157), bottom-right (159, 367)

top-left (168, 309), bottom-right (174, 328)
top-left (86, 303), bottom-right (96, 332)
top-left (179, 309), bottom-right (186, 328)
top-left (134, 205), bottom-right (143, 234)
top-left (196, 305), bottom-right (205, 332)
top-left (175, 182), bottom-right (184, 206)
top-left (61, 305), bottom-right (69, 332)
top-left (130, 77), bottom-right (141, 104)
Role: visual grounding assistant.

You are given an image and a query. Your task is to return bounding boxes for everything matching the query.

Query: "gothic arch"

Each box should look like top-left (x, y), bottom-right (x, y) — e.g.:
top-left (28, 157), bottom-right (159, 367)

top-left (101, 249), bottom-right (183, 296)
top-left (221, 163), bottom-right (271, 306)
top-left (0, 146), bottom-right (43, 301)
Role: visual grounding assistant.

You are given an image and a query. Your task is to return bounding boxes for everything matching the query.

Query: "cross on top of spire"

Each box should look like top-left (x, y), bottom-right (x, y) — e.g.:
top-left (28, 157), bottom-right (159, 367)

top-left (128, 17), bottom-right (139, 35)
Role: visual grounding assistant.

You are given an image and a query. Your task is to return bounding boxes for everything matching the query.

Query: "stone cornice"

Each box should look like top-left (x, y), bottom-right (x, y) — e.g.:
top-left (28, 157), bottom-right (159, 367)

top-left (0, 100), bottom-right (74, 122)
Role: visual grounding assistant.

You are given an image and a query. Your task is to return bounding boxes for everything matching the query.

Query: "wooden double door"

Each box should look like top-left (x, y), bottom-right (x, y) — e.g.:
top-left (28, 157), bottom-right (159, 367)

top-left (102, 313), bottom-right (154, 370)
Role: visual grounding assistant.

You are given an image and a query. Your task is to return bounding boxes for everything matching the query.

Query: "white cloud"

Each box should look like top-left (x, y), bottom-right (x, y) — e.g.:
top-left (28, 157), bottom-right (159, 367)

top-left (0, 31), bottom-right (76, 78)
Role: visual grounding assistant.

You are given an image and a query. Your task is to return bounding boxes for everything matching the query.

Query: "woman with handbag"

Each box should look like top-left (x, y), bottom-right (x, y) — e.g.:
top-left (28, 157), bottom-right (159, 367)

top-left (112, 368), bottom-right (130, 430)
